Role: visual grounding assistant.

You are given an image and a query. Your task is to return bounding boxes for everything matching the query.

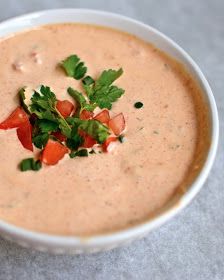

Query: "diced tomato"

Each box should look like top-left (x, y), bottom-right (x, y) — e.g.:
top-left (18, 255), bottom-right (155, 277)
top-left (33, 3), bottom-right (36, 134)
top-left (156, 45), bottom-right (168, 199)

top-left (0, 107), bottom-right (33, 151)
top-left (79, 130), bottom-right (96, 148)
top-left (108, 113), bottom-right (125, 136)
top-left (80, 110), bottom-right (93, 120)
top-left (41, 139), bottom-right (69, 165)
top-left (16, 121), bottom-right (33, 152)
top-left (102, 137), bottom-right (117, 152)
top-left (94, 110), bottom-right (110, 124)
top-left (0, 107), bottom-right (28, 129)
top-left (51, 131), bottom-right (67, 142)
top-left (56, 100), bottom-right (75, 118)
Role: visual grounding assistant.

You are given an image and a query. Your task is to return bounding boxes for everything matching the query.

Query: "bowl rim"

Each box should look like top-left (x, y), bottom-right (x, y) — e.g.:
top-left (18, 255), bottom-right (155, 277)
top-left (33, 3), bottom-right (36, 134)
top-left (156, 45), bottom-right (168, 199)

top-left (0, 8), bottom-right (219, 248)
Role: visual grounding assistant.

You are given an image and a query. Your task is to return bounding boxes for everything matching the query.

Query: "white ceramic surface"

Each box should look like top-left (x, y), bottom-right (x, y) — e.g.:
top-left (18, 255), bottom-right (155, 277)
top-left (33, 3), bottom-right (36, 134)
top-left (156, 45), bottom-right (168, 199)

top-left (0, 9), bottom-right (219, 254)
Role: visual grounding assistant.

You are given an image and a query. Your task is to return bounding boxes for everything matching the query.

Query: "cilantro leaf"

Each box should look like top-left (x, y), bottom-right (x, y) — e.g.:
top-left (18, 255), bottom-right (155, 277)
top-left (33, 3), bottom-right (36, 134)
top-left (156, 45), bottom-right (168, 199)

top-left (90, 85), bottom-right (124, 110)
top-left (29, 85), bottom-right (72, 138)
top-left (82, 68), bottom-right (124, 110)
top-left (61, 55), bottom-right (87, 80)
top-left (20, 158), bottom-right (42, 171)
top-left (30, 86), bottom-right (57, 118)
top-left (96, 68), bottom-right (123, 87)
top-left (67, 87), bottom-right (96, 112)
top-left (67, 87), bottom-right (87, 108)
top-left (70, 149), bottom-right (88, 158)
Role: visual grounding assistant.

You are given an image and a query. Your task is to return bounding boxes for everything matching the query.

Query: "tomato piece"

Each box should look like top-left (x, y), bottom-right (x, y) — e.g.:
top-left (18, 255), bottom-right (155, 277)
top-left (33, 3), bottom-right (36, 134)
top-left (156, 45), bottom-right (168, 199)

top-left (108, 113), bottom-right (125, 136)
top-left (102, 137), bottom-right (117, 152)
top-left (56, 100), bottom-right (75, 118)
top-left (80, 110), bottom-right (93, 120)
top-left (79, 130), bottom-right (96, 148)
top-left (0, 107), bottom-right (28, 129)
top-left (94, 110), bottom-right (110, 124)
top-left (41, 139), bottom-right (69, 165)
top-left (16, 121), bottom-right (33, 151)
top-left (51, 131), bottom-right (67, 142)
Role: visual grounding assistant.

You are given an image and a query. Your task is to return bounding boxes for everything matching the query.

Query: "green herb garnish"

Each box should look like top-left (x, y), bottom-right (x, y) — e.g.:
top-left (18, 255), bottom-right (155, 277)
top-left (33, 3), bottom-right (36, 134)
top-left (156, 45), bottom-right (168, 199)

top-left (70, 149), bottom-right (88, 158)
top-left (134, 102), bottom-right (143, 109)
top-left (1, 54), bottom-right (126, 172)
top-left (61, 54), bottom-right (87, 80)
top-left (66, 117), bottom-right (109, 144)
top-left (67, 87), bottom-right (96, 113)
top-left (20, 158), bottom-right (42, 171)
top-left (30, 85), bottom-right (71, 138)
top-left (118, 135), bottom-right (125, 143)
top-left (32, 133), bottom-right (49, 149)
top-left (83, 68), bottom-right (124, 110)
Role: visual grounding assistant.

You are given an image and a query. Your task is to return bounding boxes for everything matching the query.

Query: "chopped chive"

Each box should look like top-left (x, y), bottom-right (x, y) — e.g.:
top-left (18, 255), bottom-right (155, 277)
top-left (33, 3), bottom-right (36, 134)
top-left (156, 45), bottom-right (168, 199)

top-left (82, 75), bottom-right (94, 85)
top-left (134, 102), bottom-right (143, 109)
top-left (70, 149), bottom-right (88, 158)
top-left (20, 158), bottom-right (42, 172)
top-left (118, 135), bottom-right (125, 143)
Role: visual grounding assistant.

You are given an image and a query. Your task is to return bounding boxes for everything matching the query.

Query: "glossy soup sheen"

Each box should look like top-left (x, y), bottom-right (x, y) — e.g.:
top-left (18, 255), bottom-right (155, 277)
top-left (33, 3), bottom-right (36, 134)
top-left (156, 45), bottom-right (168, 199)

top-left (0, 24), bottom-right (209, 236)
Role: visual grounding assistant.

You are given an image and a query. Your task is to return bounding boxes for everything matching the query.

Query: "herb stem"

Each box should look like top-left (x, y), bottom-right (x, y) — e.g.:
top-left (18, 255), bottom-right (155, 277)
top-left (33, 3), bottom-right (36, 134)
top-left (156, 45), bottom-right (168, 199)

top-left (54, 107), bottom-right (72, 136)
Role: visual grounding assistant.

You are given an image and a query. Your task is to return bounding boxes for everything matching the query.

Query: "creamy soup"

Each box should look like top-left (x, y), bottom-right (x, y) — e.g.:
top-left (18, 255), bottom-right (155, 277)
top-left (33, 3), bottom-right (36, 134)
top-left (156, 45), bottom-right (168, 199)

top-left (0, 24), bottom-right (209, 236)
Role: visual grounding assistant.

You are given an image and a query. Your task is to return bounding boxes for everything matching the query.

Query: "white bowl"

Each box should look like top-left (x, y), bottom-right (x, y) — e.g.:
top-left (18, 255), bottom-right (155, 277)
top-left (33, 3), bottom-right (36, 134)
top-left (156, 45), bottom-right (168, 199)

top-left (0, 9), bottom-right (219, 254)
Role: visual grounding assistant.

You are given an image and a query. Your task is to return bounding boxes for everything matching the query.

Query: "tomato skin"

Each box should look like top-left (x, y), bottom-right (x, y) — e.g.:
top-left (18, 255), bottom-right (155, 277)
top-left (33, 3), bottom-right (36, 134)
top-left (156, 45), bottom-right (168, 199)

top-left (41, 139), bottom-right (69, 165)
top-left (51, 131), bottom-right (67, 142)
top-left (94, 110), bottom-right (110, 124)
top-left (16, 122), bottom-right (33, 152)
top-left (0, 107), bottom-right (33, 151)
top-left (102, 137), bottom-right (117, 152)
top-left (79, 130), bottom-right (96, 148)
top-left (108, 113), bottom-right (125, 136)
top-left (0, 107), bottom-right (28, 129)
top-left (80, 110), bottom-right (93, 120)
top-left (56, 100), bottom-right (75, 118)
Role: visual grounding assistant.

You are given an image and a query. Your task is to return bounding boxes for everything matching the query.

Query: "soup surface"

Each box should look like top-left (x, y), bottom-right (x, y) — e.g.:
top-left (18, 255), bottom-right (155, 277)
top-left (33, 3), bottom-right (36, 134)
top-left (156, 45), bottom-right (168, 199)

top-left (0, 24), bottom-right (209, 235)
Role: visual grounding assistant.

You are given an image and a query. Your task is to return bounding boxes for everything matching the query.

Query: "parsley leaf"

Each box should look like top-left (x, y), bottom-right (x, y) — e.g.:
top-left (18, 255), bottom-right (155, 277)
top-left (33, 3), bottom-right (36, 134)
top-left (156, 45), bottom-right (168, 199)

top-left (96, 68), bottom-right (123, 87)
top-left (30, 86), bottom-right (57, 120)
top-left (20, 158), bottom-right (42, 171)
top-left (82, 68), bottom-right (124, 110)
top-left (67, 87), bottom-right (87, 108)
top-left (61, 55), bottom-right (87, 80)
top-left (66, 122), bottom-right (83, 150)
top-left (19, 87), bottom-right (30, 113)
top-left (57, 118), bottom-right (71, 138)
top-left (37, 119), bottom-right (59, 133)
top-left (70, 149), bottom-right (88, 158)
top-left (29, 85), bottom-right (72, 138)
top-left (67, 87), bottom-right (96, 112)
top-left (67, 117), bottom-right (110, 144)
